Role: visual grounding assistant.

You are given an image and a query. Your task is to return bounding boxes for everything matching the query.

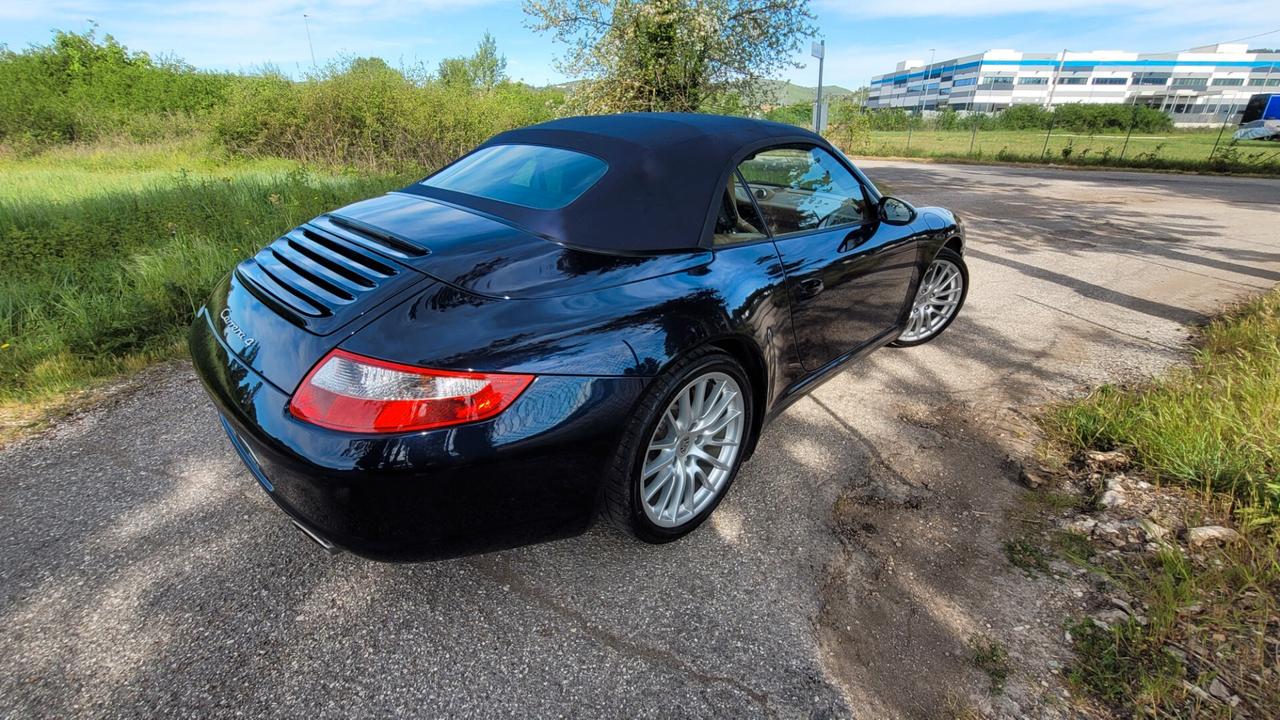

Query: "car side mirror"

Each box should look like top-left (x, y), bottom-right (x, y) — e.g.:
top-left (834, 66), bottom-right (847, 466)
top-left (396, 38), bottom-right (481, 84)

top-left (878, 196), bottom-right (916, 226)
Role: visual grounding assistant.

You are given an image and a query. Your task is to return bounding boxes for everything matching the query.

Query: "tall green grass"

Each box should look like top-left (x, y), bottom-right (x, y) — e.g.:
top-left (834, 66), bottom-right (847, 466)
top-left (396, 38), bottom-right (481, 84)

top-left (0, 150), bottom-right (409, 404)
top-left (1045, 289), bottom-right (1280, 520)
top-left (1045, 288), bottom-right (1280, 714)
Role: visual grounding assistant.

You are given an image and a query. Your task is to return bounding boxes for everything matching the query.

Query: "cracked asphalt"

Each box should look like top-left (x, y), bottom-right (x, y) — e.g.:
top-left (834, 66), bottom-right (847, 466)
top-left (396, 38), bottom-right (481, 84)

top-left (2, 162), bottom-right (1278, 719)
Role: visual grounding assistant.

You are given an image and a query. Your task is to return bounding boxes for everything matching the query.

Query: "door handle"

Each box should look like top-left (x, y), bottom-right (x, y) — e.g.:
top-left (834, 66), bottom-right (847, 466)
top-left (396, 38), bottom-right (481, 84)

top-left (840, 228), bottom-right (872, 252)
top-left (796, 277), bottom-right (825, 299)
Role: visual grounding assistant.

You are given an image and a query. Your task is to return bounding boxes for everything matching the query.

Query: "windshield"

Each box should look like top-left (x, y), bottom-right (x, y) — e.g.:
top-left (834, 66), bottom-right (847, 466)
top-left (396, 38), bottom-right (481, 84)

top-left (421, 144), bottom-right (608, 210)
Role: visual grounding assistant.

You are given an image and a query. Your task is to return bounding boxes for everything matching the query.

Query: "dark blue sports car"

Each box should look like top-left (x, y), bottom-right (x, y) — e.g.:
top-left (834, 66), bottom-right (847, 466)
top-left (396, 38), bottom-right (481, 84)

top-left (190, 112), bottom-right (967, 561)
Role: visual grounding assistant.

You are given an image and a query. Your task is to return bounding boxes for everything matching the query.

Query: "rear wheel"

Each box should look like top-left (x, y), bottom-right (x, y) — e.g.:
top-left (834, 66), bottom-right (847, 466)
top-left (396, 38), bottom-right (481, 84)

top-left (891, 247), bottom-right (968, 347)
top-left (603, 348), bottom-right (752, 543)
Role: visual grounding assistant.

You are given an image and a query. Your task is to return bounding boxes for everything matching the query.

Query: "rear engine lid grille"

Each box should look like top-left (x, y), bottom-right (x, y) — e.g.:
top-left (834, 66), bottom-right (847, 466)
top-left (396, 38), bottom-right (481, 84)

top-left (235, 216), bottom-right (429, 335)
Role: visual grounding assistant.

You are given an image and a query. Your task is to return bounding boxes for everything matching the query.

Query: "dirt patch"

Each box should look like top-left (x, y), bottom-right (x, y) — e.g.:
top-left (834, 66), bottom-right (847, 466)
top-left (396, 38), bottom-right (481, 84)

top-left (817, 404), bottom-right (1091, 719)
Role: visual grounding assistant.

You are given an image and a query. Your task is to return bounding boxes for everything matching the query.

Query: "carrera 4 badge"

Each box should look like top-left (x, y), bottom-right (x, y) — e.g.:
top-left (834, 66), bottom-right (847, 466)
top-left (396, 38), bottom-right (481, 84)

top-left (219, 308), bottom-right (257, 347)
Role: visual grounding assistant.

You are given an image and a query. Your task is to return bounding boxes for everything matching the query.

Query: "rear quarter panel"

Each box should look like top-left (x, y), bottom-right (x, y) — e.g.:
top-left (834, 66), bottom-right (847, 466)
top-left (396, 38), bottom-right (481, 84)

top-left (341, 239), bottom-right (802, 411)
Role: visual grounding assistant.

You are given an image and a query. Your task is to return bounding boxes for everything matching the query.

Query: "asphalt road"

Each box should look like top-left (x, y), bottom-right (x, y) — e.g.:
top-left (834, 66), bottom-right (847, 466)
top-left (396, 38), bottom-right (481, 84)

top-left (3, 162), bottom-right (1278, 719)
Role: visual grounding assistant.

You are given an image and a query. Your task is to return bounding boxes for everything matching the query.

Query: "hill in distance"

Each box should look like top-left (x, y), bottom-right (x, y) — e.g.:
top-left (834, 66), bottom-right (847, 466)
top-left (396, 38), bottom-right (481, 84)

top-left (762, 79), bottom-right (857, 105)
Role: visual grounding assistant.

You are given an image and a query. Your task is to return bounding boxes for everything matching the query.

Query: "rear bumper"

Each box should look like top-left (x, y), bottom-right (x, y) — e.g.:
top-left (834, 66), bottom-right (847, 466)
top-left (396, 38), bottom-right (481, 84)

top-left (189, 308), bottom-right (647, 562)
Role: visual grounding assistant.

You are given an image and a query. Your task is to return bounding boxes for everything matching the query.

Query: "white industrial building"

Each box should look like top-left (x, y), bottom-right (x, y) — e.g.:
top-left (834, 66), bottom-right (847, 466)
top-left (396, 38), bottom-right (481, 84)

top-left (868, 44), bottom-right (1280, 126)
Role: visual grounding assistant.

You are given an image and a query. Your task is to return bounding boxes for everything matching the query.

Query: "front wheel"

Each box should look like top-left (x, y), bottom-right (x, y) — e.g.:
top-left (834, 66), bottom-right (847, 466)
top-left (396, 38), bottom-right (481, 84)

top-left (602, 348), bottom-right (752, 543)
top-left (891, 247), bottom-right (968, 347)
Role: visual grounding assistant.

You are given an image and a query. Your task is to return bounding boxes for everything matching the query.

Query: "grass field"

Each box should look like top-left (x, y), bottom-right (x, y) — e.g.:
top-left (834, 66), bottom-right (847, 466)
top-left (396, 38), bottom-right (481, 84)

top-left (0, 138), bottom-right (303, 203)
top-left (858, 129), bottom-right (1280, 173)
top-left (0, 138), bottom-right (412, 427)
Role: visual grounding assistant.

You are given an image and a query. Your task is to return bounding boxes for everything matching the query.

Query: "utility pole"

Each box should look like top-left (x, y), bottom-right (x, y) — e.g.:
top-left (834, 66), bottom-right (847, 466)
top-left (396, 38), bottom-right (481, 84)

top-left (1043, 48), bottom-right (1068, 110)
top-left (303, 14), bottom-right (317, 70)
top-left (919, 48), bottom-right (936, 116)
top-left (1040, 48), bottom-right (1068, 160)
top-left (926, 47), bottom-right (936, 112)
top-left (812, 40), bottom-right (826, 134)
top-left (1119, 89), bottom-right (1142, 160)
top-left (906, 49), bottom-right (934, 153)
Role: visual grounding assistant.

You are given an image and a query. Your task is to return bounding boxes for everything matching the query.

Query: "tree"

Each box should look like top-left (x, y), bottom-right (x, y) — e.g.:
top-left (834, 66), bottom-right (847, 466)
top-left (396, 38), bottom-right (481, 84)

top-left (437, 32), bottom-right (508, 91)
top-left (470, 32), bottom-right (508, 91)
top-left (523, 0), bottom-right (816, 113)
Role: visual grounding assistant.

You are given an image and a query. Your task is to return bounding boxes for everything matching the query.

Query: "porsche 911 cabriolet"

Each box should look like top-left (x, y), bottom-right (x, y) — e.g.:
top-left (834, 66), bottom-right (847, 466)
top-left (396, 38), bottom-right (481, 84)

top-left (190, 112), bottom-right (968, 561)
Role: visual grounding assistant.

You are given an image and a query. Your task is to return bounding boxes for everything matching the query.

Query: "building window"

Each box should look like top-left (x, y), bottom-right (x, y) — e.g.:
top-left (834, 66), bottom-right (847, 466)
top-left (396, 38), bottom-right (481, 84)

top-left (1135, 73), bottom-right (1170, 85)
top-left (1091, 77), bottom-right (1127, 85)
top-left (1170, 77), bottom-right (1208, 88)
top-left (1249, 77), bottom-right (1280, 87)
top-left (981, 76), bottom-right (1014, 86)
top-left (1211, 78), bottom-right (1244, 86)
top-left (1056, 77), bottom-right (1087, 85)
top-left (1016, 77), bottom-right (1048, 85)
top-left (953, 77), bottom-right (977, 87)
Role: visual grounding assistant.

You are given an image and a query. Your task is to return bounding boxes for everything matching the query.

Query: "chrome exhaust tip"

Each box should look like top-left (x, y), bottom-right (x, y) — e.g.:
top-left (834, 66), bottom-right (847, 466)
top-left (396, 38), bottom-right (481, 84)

top-left (292, 520), bottom-right (340, 555)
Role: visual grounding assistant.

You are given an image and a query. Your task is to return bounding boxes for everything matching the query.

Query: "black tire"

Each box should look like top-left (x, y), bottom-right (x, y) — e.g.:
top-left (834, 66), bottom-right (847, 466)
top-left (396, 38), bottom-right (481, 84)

top-left (889, 246), bottom-right (969, 348)
top-left (601, 347), bottom-right (754, 543)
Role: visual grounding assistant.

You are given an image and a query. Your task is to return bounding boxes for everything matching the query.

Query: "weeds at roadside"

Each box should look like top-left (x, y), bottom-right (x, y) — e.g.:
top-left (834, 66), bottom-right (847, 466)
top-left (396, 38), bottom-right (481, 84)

top-left (1066, 616), bottom-right (1185, 709)
top-left (1004, 536), bottom-right (1051, 576)
top-left (1049, 530), bottom-right (1095, 564)
top-left (968, 635), bottom-right (1011, 694)
top-left (1036, 286), bottom-right (1280, 715)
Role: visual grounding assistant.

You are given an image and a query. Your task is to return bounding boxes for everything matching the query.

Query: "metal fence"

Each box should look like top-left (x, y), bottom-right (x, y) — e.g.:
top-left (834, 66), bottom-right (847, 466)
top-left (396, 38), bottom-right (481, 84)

top-left (841, 109), bottom-right (1279, 172)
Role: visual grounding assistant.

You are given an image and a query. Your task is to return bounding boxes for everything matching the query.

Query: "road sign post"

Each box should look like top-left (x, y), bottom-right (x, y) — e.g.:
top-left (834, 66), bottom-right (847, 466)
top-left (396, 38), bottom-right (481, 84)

top-left (812, 40), bottom-right (825, 134)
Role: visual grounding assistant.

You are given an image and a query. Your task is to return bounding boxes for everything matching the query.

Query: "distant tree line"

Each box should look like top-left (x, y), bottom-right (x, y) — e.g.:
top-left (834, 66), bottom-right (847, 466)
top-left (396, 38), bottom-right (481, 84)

top-left (765, 101), bottom-right (1176, 136)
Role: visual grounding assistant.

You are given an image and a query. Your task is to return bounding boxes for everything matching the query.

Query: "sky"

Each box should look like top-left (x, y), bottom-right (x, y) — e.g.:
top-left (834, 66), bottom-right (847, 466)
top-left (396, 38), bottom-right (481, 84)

top-left (2, 1), bottom-right (1277, 89)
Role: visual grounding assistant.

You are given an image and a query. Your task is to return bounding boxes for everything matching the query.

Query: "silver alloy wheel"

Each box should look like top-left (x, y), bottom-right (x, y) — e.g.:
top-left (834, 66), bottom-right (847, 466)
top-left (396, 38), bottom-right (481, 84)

top-left (898, 258), bottom-right (964, 343)
top-left (640, 371), bottom-right (745, 528)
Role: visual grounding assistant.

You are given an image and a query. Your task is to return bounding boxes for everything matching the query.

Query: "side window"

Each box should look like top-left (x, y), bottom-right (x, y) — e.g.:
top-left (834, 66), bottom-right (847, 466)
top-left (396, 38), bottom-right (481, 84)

top-left (712, 172), bottom-right (769, 246)
top-left (737, 147), bottom-right (868, 237)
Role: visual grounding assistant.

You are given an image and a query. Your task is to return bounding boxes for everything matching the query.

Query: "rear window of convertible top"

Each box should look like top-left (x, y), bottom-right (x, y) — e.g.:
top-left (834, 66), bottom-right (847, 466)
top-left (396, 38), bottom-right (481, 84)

top-left (421, 144), bottom-right (608, 210)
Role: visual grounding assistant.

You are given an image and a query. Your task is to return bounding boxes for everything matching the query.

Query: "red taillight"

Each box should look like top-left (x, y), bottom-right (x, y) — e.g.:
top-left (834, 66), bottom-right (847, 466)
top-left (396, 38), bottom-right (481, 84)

top-left (288, 349), bottom-right (534, 433)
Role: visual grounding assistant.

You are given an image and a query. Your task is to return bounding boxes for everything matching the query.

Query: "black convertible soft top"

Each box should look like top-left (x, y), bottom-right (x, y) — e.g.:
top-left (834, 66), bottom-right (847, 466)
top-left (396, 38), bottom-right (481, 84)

top-left (400, 112), bottom-right (829, 253)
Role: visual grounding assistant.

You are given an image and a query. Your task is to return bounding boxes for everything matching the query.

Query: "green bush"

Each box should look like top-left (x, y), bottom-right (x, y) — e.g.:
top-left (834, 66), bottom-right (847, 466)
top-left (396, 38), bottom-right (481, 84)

top-left (0, 27), bottom-right (236, 149)
top-left (763, 101), bottom-right (811, 127)
top-left (212, 56), bottom-right (564, 170)
top-left (995, 104), bottom-right (1052, 130)
top-left (1, 27), bottom-right (565, 172)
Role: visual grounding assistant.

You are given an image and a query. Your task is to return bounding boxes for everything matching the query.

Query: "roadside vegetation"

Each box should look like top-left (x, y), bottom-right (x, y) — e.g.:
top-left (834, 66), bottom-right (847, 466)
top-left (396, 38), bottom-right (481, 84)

top-left (0, 28), bottom-right (554, 433)
top-left (0, 141), bottom-right (408, 408)
top-left (1036, 287), bottom-right (1280, 715)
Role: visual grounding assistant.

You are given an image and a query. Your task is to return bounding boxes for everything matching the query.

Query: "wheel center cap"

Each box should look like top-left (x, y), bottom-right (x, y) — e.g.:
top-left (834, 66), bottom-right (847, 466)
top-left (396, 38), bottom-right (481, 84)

top-left (677, 436), bottom-right (693, 455)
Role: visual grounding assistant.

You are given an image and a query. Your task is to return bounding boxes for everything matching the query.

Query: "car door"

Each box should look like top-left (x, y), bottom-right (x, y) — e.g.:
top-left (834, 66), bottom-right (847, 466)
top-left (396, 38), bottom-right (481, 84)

top-left (737, 145), bottom-right (919, 372)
